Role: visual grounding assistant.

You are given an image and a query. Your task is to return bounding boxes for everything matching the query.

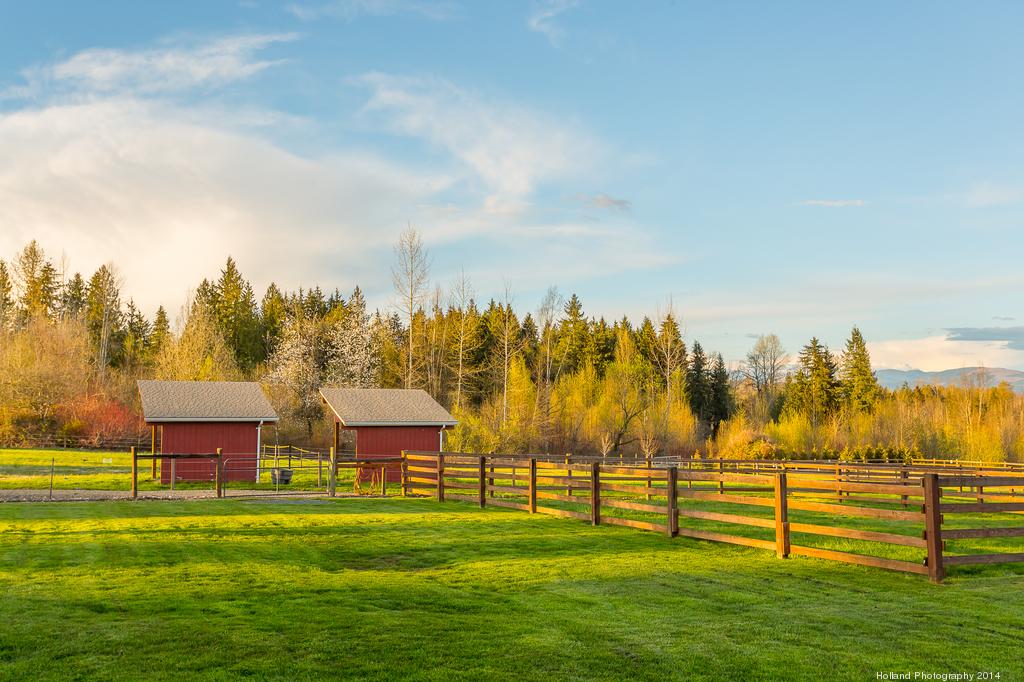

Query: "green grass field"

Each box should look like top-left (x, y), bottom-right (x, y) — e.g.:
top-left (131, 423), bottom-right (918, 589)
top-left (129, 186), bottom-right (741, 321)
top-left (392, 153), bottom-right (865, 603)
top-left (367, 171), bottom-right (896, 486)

top-left (1, 496), bottom-right (1023, 681)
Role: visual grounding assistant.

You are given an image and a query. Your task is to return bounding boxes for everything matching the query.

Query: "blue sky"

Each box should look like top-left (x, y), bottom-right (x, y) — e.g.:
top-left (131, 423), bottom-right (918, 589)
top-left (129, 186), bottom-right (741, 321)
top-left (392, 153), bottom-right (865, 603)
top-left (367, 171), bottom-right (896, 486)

top-left (1, 1), bottom-right (1022, 370)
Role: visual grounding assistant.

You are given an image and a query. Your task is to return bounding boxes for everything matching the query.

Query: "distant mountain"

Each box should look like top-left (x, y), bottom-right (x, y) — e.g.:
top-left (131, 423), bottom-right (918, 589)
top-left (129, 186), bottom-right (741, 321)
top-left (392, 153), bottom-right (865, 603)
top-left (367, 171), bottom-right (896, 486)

top-left (876, 367), bottom-right (1024, 393)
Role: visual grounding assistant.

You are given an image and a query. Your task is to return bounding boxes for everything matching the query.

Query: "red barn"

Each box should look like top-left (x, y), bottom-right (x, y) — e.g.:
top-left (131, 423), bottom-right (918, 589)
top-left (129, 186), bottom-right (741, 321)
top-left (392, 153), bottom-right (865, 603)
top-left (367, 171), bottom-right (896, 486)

top-left (138, 380), bottom-right (278, 483)
top-left (319, 388), bottom-right (457, 482)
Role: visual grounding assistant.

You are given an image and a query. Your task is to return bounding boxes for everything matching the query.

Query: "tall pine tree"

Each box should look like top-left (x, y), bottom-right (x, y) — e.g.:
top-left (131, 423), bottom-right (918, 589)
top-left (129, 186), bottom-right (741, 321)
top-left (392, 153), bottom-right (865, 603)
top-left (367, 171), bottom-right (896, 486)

top-left (840, 326), bottom-right (880, 412)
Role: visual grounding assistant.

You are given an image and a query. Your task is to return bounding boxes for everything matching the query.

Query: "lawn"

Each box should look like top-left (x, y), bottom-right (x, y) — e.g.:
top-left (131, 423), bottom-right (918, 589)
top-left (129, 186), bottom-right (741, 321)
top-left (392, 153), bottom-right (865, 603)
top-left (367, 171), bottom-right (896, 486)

top-left (1, 497), bottom-right (1022, 681)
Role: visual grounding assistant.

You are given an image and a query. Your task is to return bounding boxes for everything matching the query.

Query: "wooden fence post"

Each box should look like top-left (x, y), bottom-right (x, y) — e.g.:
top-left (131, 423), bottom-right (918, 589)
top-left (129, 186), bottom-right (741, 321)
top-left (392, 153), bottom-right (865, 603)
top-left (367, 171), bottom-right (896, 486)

top-left (566, 453), bottom-right (573, 497)
top-left (528, 458), bottom-right (537, 513)
top-left (774, 472), bottom-right (790, 558)
top-left (717, 459), bottom-right (724, 495)
top-left (489, 460), bottom-right (495, 498)
top-left (923, 473), bottom-right (945, 583)
top-left (401, 451), bottom-right (409, 497)
top-left (667, 466), bottom-right (678, 537)
top-left (131, 446), bottom-right (138, 500)
top-left (328, 447), bottom-right (337, 498)
top-left (380, 463), bottom-right (387, 497)
top-left (318, 452), bottom-right (323, 488)
top-left (437, 453), bottom-right (445, 503)
top-left (170, 457), bottom-right (176, 491)
top-left (150, 426), bottom-right (157, 479)
top-left (215, 448), bottom-right (223, 498)
top-left (478, 455), bottom-right (486, 508)
top-left (900, 469), bottom-right (909, 507)
top-left (646, 455), bottom-right (653, 501)
top-left (590, 462), bottom-right (601, 526)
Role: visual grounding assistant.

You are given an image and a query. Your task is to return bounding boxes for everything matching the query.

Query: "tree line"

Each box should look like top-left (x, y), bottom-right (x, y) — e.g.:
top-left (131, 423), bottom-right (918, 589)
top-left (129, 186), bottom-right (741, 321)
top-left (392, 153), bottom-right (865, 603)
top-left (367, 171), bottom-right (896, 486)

top-left (2, 235), bottom-right (1022, 461)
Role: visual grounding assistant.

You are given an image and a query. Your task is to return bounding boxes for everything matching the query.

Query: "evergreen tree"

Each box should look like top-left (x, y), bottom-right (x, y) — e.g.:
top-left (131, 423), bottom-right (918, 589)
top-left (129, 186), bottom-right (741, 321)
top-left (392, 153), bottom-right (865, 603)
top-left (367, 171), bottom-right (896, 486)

top-left (85, 265), bottom-right (124, 368)
top-left (0, 261), bottom-right (12, 331)
top-left (122, 300), bottom-right (152, 370)
top-left (686, 342), bottom-right (711, 422)
top-left (12, 241), bottom-right (57, 321)
top-left (840, 326), bottom-right (880, 412)
top-left (150, 306), bottom-right (171, 359)
top-left (61, 273), bottom-right (87, 320)
top-left (585, 317), bottom-right (615, 374)
top-left (709, 353), bottom-right (734, 431)
top-left (634, 317), bottom-right (659, 370)
top-left (789, 337), bottom-right (841, 428)
top-left (209, 257), bottom-right (261, 369)
top-left (556, 294), bottom-right (588, 376)
top-left (260, 283), bottom-right (287, 359)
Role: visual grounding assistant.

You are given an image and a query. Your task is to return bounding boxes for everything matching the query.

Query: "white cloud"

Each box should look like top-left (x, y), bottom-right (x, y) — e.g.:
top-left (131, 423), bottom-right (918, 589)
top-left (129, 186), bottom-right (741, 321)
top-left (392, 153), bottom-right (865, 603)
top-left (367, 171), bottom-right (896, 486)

top-left (965, 182), bottom-right (1023, 208)
top-left (0, 99), bottom-right (450, 314)
top-left (286, 0), bottom-right (455, 21)
top-left (868, 335), bottom-right (1024, 372)
top-left (797, 199), bottom-right (865, 207)
top-left (9, 33), bottom-right (297, 97)
top-left (0, 36), bottom-right (673, 318)
top-left (354, 72), bottom-right (600, 209)
top-left (528, 0), bottom-right (580, 47)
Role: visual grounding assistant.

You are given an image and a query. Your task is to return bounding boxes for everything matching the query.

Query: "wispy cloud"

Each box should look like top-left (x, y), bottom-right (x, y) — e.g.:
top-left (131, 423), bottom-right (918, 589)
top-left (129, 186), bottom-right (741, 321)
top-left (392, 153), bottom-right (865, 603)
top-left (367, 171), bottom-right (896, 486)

top-left (965, 182), bottom-right (1023, 207)
top-left (286, 0), bottom-right (455, 21)
top-left (353, 72), bottom-right (599, 210)
top-left (528, 0), bottom-right (580, 47)
top-left (579, 192), bottom-right (631, 212)
top-left (8, 33), bottom-right (297, 98)
top-left (797, 199), bottom-right (866, 208)
top-left (946, 326), bottom-right (1024, 351)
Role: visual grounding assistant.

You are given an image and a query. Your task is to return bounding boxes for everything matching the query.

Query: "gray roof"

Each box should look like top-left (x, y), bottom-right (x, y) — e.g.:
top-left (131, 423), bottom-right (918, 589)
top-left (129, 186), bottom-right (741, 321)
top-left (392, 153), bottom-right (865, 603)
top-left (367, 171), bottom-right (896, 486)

top-left (137, 380), bottom-right (279, 423)
top-left (319, 388), bottom-right (457, 427)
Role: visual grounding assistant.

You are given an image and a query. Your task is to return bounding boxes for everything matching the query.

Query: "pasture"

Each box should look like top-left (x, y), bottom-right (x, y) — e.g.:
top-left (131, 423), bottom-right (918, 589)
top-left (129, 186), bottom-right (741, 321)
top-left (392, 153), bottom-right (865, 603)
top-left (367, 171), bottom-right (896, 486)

top-left (1, 496), bottom-right (1022, 681)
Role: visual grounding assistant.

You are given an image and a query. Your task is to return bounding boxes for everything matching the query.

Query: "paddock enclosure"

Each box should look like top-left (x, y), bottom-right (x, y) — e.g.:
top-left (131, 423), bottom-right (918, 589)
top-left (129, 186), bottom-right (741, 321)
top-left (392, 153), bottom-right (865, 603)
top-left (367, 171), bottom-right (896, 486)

top-left (401, 452), bottom-right (1024, 583)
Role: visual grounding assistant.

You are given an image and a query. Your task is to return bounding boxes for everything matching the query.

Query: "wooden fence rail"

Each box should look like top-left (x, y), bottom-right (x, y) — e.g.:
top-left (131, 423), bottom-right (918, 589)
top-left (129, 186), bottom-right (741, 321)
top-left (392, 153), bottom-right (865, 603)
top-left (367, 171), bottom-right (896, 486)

top-left (402, 451), bottom-right (1024, 583)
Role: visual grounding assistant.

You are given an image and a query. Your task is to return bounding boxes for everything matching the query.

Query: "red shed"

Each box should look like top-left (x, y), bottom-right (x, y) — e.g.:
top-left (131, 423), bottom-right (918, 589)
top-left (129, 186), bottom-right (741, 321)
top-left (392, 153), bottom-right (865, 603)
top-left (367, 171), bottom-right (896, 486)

top-left (138, 380), bottom-right (278, 483)
top-left (319, 388), bottom-right (457, 482)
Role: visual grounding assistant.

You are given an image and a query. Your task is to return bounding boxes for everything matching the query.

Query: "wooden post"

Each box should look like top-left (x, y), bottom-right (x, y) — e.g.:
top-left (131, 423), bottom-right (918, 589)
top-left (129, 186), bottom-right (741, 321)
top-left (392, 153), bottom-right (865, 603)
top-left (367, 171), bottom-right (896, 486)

top-left (667, 466), bottom-right (678, 537)
top-left (436, 453), bottom-right (445, 502)
top-left (529, 457), bottom-right (537, 513)
top-left (170, 458), bottom-right (176, 491)
top-left (380, 463), bottom-right (388, 497)
top-left (401, 451), bottom-right (409, 497)
top-left (923, 473), bottom-right (945, 583)
top-left (328, 447), bottom-right (337, 497)
top-left (318, 452), bottom-right (323, 487)
top-left (590, 462), bottom-right (601, 526)
top-left (489, 461), bottom-right (495, 498)
top-left (565, 453), bottom-right (573, 497)
top-left (645, 455), bottom-right (653, 502)
top-left (150, 425), bottom-right (157, 479)
top-left (774, 472), bottom-right (789, 558)
top-left (900, 469), bottom-right (909, 507)
top-left (717, 459), bottom-right (724, 495)
top-left (478, 456), bottom-right (486, 508)
top-left (215, 448), bottom-right (223, 498)
top-left (130, 446), bottom-right (138, 500)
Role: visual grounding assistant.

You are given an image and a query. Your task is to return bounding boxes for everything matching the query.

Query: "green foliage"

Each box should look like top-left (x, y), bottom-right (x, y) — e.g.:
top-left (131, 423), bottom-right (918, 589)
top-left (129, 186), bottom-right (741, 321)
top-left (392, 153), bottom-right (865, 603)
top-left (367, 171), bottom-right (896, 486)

top-left (840, 326), bottom-right (881, 413)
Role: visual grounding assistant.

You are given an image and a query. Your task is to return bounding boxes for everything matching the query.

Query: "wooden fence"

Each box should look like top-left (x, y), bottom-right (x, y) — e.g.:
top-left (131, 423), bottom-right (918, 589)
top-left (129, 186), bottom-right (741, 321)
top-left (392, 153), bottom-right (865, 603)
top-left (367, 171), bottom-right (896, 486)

top-left (402, 451), bottom-right (1024, 583)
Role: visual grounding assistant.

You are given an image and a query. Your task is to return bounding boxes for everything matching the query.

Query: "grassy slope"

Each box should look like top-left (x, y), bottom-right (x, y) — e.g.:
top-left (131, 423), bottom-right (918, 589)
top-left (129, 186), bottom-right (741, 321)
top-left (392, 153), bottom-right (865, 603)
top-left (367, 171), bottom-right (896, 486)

top-left (1, 498), bottom-right (1022, 681)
